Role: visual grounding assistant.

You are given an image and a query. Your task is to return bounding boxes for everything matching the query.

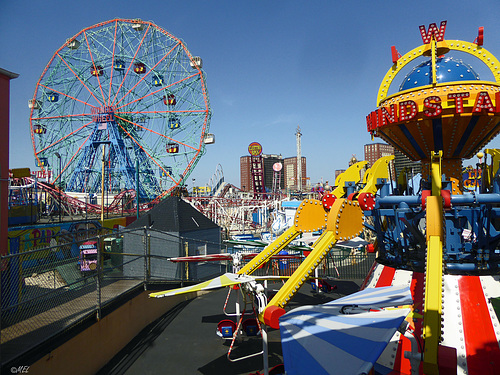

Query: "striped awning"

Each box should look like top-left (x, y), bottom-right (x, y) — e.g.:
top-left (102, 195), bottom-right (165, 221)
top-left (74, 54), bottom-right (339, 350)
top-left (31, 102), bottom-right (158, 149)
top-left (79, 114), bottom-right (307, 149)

top-left (279, 285), bottom-right (412, 375)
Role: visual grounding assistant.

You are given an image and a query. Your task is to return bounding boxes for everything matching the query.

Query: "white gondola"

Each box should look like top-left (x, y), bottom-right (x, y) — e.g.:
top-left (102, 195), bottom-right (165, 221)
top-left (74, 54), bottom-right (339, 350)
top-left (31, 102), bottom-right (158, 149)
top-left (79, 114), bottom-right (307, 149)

top-left (132, 20), bottom-right (144, 31)
top-left (28, 99), bottom-right (41, 109)
top-left (190, 56), bottom-right (203, 69)
top-left (203, 133), bottom-right (215, 144)
top-left (67, 39), bottom-right (80, 50)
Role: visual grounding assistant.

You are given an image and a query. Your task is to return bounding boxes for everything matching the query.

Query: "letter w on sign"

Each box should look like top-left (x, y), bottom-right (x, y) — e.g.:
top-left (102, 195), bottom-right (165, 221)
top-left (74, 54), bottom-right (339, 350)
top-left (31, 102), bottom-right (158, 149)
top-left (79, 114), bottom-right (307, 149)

top-left (419, 21), bottom-right (447, 44)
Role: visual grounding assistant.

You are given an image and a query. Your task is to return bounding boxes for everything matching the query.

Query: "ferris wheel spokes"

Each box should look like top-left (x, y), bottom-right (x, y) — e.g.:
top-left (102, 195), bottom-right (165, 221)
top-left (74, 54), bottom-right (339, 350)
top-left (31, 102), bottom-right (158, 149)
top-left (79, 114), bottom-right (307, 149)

top-left (112, 118), bottom-right (180, 188)
top-left (114, 71), bottom-right (201, 111)
top-left (35, 120), bottom-right (94, 155)
top-left (109, 24), bottom-right (152, 107)
top-left (66, 119), bottom-right (161, 199)
top-left (57, 136), bottom-right (96, 186)
top-left (37, 83), bottom-right (99, 111)
top-left (110, 42), bottom-right (181, 108)
top-left (114, 114), bottom-right (200, 157)
top-left (31, 19), bottom-right (211, 202)
top-left (105, 20), bottom-right (119, 105)
top-left (55, 52), bottom-right (105, 106)
top-left (83, 31), bottom-right (109, 105)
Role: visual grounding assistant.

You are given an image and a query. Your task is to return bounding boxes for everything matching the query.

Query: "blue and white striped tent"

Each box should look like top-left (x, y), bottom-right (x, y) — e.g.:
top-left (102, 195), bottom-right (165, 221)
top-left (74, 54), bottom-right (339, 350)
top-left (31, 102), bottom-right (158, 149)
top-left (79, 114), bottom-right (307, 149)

top-left (279, 285), bottom-right (412, 375)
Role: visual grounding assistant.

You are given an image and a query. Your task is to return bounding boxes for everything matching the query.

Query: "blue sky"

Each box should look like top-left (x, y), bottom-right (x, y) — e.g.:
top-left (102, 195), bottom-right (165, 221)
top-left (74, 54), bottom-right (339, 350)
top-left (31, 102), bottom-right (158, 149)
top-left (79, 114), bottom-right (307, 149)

top-left (2, 1), bottom-right (500, 189)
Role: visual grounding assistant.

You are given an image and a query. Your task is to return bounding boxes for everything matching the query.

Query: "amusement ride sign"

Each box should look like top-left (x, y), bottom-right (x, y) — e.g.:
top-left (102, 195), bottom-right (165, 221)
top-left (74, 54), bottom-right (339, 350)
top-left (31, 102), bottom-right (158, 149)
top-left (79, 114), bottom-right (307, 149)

top-left (248, 142), bottom-right (263, 156)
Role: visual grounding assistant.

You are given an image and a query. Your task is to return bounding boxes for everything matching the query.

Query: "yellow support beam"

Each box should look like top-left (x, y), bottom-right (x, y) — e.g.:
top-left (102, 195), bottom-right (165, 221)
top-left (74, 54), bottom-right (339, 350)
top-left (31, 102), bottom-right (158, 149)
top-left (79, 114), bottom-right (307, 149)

top-left (260, 231), bottom-right (337, 328)
top-left (260, 198), bottom-right (364, 328)
top-left (326, 198), bottom-right (364, 239)
top-left (423, 234), bottom-right (443, 375)
top-left (484, 149), bottom-right (500, 189)
top-left (359, 155), bottom-right (394, 195)
top-left (485, 149), bottom-right (500, 174)
top-left (431, 37), bottom-right (437, 85)
top-left (237, 226), bottom-right (300, 276)
top-left (431, 151), bottom-right (443, 196)
top-left (423, 152), bottom-right (445, 375)
top-left (332, 161), bottom-right (368, 198)
top-left (238, 199), bottom-right (328, 276)
top-left (267, 230), bottom-right (336, 309)
top-left (293, 199), bottom-right (330, 233)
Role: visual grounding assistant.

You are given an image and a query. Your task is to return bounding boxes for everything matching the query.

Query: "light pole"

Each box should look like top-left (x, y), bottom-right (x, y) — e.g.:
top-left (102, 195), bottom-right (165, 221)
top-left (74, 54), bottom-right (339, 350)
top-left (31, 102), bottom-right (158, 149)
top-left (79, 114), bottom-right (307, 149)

top-left (136, 158), bottom-right (139, 219)
top-left (101, 145), bottom-right (106, 223)
top-left (90, 141), bottom-right (110, 223)
top-left (84, 167), bottom-right (89, 224)
top-left (54, 152), bottom-right (62, 223)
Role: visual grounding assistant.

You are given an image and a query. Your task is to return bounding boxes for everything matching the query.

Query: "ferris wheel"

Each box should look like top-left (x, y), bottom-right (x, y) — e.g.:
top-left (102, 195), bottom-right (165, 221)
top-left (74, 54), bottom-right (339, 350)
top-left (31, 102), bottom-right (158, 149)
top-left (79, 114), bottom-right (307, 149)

top-left (29, 18), bottom-right (212, 202)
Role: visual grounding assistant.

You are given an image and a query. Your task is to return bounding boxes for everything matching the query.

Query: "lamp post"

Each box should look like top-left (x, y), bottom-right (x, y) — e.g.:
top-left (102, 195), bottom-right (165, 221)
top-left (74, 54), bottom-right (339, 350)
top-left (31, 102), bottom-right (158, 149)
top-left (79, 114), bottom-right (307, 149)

top-left (90, 141), bottom-right (110, 223)
top-left (54, 152), bottom-right (61, 223)
top-left (101, 145), bottom-right (106, 223)
top-left (136, 158), bottom-right (139, 219)
top-left (84, 167), bottom-right (89, 224)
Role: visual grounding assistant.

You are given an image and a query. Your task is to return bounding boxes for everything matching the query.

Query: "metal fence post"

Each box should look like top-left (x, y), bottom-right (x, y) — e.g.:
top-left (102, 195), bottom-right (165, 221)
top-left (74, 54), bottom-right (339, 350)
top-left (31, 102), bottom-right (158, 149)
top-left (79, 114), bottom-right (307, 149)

top-left (96, 235), bottom-right (102, 321)
top-left (143, 227), bottom-right (149, 289)
top-left (184, 241), bottom-right (189, 280)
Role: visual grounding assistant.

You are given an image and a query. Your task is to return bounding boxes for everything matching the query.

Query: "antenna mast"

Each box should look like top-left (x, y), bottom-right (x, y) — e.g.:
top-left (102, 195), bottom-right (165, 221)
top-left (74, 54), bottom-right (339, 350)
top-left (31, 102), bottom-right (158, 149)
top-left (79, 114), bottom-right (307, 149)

top-left (296, 125), bottom-right (302, 191)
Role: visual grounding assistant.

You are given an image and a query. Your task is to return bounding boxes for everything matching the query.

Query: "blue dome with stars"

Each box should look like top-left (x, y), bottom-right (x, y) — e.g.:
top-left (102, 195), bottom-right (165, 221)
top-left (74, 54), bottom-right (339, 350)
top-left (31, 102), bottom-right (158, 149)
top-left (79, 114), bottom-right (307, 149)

top-left (399, 57), bottom-right (480, 91)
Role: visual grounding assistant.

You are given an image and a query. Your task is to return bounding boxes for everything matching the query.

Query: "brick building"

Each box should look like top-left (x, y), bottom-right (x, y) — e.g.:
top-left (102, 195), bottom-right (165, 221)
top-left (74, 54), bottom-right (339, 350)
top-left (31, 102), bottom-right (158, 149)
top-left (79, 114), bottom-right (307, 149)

top-left (364, 142), bottom-right (395, 180)
top-left (283, 156), bottom-right (307, 191)
top-left (240, 154), bottom-right (306, 192)
top-left (240, 154), bottom-right (285, 192)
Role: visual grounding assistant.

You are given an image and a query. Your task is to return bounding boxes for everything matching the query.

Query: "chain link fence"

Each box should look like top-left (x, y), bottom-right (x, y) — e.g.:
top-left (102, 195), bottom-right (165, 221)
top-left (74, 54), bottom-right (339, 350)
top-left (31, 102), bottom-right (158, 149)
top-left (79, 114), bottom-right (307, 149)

top-left (1, 226), bottom-right (224, 367)
top-left (241, 248), bottom-right (376, 280)
top-left (1, 228), bottom-right (374, 367)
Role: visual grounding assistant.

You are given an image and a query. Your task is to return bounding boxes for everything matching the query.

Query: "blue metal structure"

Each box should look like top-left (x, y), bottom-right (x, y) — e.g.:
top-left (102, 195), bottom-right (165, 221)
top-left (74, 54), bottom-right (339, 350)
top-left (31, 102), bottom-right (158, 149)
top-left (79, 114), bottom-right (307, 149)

top-left (29, 19), bottom-right (212, 203)
top-left (362, 171), bottom-right (500, 274)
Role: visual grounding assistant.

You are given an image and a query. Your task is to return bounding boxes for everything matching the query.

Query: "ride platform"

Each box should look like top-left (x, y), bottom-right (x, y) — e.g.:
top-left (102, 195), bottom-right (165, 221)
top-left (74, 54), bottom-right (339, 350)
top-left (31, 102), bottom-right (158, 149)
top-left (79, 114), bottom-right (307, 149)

top-left (98, 280), bottom-right (363, 375)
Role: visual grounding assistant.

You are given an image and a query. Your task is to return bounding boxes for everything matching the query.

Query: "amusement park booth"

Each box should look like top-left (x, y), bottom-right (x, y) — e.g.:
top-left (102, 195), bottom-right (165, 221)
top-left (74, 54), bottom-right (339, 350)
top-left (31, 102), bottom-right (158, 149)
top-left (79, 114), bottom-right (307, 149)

top-left (123, 197), bottom-right (221, 281)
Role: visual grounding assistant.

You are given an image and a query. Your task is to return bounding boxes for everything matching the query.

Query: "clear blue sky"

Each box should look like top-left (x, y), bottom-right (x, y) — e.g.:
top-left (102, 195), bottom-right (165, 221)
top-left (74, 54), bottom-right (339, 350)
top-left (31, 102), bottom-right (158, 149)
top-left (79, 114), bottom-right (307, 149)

top-left (3, 1), bottom-right (500, 189)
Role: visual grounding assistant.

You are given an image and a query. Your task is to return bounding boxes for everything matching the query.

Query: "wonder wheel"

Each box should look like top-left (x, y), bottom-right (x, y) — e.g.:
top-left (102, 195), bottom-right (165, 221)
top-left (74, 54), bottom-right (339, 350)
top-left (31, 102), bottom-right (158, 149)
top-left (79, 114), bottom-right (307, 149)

top-left (29, 18), bottom-right (212, 203)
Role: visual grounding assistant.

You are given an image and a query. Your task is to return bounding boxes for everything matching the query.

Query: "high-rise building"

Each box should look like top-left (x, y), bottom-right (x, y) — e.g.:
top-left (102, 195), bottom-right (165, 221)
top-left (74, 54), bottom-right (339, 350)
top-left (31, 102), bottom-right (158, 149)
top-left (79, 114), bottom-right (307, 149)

top-left (364, 142), bottom-right (395, 180)
top-left (335, 169), bottom-right (346, 181)
top-left (263, 154), bottom-right (284, 192)
top-left (393, 148), bottom-right (422, 180)
top-left (240, 154), bottom-right (285, 192)
top-left (240, 156), bottom-right (252, 192)
top-left (284, 156), bottom-right (307, 191)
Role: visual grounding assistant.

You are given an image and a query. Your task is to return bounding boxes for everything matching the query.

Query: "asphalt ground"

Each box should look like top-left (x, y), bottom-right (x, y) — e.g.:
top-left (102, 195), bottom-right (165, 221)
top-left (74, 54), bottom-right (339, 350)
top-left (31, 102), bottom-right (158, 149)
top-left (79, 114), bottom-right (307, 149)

top-left (98, 279), bottom-right (363, 375)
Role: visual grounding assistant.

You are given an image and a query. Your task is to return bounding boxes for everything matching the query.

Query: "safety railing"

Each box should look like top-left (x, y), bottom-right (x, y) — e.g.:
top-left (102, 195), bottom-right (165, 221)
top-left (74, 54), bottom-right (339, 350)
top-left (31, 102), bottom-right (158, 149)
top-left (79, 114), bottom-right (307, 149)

top-left (1, 227), bottom-right (374, 368)
top-left (243, 248), bottom-right (376, 280)
top-left (0, 226), bottom-right (225, 368)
